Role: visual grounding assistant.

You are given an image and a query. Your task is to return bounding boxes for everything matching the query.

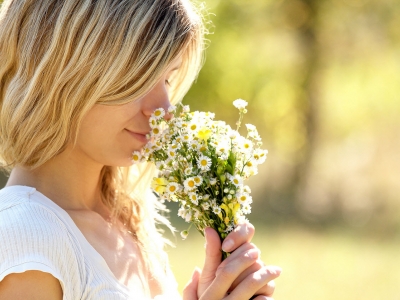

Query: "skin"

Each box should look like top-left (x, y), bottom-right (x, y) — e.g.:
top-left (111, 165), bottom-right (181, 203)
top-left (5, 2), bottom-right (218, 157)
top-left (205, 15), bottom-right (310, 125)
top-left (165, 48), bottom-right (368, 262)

top-left (1, 58), bottom-right (281, 299)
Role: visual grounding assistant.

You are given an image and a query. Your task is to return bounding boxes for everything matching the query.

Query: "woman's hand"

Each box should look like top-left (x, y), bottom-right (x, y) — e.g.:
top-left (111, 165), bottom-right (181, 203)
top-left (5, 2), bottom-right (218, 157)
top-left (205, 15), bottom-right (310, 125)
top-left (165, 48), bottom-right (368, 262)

top-left (182, 223), bottom-right (281, 300)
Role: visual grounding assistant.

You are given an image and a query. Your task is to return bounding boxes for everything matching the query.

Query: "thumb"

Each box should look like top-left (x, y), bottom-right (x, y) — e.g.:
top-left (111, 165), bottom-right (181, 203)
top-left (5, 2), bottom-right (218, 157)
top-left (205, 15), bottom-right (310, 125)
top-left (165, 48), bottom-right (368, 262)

top-left (182, 267), bottom-right (201, 300)
top-left (197, 227), bottom-right (222, 296)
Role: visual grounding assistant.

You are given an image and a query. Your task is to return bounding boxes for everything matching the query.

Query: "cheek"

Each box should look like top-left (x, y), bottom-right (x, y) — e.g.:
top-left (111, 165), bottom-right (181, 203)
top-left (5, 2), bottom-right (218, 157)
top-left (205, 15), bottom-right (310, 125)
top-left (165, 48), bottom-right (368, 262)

top-left (76, 127), bottom-right (134, 166)
top-left (74, 103), bottom-right (143, 166)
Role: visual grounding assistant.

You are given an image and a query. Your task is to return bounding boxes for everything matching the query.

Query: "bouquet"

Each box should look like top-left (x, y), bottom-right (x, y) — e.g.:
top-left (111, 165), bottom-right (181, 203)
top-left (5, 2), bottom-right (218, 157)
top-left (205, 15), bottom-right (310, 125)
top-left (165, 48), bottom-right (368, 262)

top-left (132, 99), bottom-right (267, 258)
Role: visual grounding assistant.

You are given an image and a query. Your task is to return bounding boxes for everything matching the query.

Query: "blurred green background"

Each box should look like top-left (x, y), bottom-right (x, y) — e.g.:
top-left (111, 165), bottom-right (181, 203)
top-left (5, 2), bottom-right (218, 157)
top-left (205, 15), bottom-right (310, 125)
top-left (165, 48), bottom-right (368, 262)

top-left (1, 0), bottom-right (400, 299)
top-left (168, 0), bottom-right (400, 298)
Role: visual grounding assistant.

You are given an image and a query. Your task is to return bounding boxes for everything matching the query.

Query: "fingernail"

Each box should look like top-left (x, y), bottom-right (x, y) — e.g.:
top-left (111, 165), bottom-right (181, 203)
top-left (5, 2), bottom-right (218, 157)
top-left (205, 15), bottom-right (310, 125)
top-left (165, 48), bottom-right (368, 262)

top-left (222, 239), bottom-right (234, 252)
top-left (204, 228), bottom-right (211, 248)
top-left (248, 249), bottom-right (260, 259)
top-left (269, 266), bottom-right (282, 275)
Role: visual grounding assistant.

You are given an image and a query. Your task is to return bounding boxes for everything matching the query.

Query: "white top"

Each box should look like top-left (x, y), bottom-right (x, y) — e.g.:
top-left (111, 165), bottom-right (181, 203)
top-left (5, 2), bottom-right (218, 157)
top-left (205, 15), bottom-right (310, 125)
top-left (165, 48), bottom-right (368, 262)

top-left (0, 185), bottom-right (180, 300)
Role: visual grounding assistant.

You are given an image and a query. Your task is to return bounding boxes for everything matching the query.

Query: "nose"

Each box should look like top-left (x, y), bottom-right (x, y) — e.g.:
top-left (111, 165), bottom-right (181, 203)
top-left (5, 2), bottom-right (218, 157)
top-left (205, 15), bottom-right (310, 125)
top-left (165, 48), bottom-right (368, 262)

top-left (142, 79), bottom-right (173, 120)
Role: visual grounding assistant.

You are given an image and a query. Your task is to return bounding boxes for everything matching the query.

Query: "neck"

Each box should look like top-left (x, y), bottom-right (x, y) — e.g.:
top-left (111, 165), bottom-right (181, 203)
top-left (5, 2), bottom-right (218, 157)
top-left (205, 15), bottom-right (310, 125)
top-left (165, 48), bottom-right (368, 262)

top-left (7, 145), bottom-right (106, 212)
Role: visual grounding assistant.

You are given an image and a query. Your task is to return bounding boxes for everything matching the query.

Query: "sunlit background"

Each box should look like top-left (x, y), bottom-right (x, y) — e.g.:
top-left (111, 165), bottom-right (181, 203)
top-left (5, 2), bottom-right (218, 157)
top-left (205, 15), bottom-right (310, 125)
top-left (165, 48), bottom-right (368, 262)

top-left (1, 0), bottom-right (399, 299)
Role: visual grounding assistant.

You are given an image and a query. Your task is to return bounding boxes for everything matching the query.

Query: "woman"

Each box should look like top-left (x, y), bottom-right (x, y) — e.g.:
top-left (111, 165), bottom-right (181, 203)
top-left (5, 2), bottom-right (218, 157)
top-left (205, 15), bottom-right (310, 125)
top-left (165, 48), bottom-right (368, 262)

top-left (0, 0), bottom-right (281, 299)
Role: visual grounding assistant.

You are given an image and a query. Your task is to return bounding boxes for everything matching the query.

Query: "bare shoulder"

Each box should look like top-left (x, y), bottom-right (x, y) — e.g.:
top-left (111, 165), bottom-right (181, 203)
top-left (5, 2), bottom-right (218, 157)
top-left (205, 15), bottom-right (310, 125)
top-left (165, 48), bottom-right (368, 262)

top-left (0, 271), bottom-right (62, 300)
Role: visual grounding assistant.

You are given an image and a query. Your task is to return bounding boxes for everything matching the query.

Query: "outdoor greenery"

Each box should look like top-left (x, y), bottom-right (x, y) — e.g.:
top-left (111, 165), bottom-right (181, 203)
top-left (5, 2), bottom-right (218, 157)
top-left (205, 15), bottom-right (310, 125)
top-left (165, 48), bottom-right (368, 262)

top-left (167, 224), bottom-right (400, 299)
top-left (185, 0), bottom-right (400, 232)
top-left (173, 0), bottom-right (400, 298)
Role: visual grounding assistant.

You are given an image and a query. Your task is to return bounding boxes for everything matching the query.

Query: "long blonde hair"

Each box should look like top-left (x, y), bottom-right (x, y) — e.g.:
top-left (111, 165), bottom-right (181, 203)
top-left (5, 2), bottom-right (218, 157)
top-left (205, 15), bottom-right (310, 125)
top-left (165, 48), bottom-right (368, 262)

top-left (0, 0), bottom-right (206, 290)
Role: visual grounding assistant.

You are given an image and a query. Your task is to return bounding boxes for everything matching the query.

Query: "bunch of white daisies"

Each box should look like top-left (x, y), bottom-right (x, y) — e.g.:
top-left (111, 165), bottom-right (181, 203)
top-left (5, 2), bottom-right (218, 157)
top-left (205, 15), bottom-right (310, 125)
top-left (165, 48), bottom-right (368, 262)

top-left (132, 99), bottom-right (267, 256)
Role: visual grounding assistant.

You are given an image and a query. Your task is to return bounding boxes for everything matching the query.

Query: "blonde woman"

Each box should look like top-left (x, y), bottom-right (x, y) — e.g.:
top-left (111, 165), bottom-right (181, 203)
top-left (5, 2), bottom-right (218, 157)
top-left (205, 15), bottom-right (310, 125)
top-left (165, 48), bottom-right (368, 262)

top-left (0, 0), bottom-right (281, 299)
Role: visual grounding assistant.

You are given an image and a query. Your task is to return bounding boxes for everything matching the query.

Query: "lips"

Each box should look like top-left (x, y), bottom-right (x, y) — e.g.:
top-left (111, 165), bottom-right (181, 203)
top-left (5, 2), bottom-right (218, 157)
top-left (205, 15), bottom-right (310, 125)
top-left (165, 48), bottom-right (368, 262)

top-left (125, 129), bottom-right (149, 143)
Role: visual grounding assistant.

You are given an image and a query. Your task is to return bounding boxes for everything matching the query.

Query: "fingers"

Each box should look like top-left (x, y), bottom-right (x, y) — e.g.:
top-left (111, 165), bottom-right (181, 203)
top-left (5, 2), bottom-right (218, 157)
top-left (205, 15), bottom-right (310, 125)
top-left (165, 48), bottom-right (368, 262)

top-left (182, 267), bottom-right (201, 300)
top-left (229, 259), bottom-right (264, 293)
top-left (222, 222), bottom-right (255, 253)
top-left (225, 265), bottom-right (282, 300)
top-left (197, 227), bottom-right (222, 296)
top-left (256, 278), bottom-right (276, 297)
top-left (230, 259), bottom-right (277, 296)
top-left (200, 243), bottom-right (260, 300)
top-left (196, 224), bottom-right (281, 300)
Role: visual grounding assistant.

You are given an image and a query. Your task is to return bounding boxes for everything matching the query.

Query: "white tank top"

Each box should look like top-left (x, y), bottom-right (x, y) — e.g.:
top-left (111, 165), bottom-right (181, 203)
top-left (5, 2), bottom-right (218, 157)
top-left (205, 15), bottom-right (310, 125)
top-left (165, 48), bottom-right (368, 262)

top-left (0, 185), bottom-right (180, 300)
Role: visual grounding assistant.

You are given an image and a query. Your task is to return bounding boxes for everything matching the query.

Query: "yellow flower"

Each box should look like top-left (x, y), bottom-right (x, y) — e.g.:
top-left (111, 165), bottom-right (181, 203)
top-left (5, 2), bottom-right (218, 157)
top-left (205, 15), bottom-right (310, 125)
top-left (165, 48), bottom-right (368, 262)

top-left (197, 127), bottom-right (212, 141)
top-left (220, 203), bottom-right (233, 223)
top-left (232, 203), bottom-right (240, 215)
top-left (151, 177), bottom-right (169, 194)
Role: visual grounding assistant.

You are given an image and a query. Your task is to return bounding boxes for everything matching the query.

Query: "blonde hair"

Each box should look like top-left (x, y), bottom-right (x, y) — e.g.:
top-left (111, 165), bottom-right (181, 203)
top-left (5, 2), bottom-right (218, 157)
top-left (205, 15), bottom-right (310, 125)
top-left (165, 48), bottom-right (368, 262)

top-left (0, 0), bottom-right (206, 291)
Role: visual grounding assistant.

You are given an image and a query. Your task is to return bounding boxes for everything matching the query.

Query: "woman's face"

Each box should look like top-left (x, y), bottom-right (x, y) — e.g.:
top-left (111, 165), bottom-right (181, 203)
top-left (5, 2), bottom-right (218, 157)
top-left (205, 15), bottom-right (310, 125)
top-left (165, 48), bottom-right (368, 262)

top-left (73, 60), bottom-right (181, 167)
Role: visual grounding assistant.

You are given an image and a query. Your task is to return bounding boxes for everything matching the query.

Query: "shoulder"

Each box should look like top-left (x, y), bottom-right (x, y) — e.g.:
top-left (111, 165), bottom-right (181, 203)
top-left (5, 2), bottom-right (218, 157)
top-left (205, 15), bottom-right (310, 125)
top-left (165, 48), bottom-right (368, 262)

top-left (0, 185), bottom-right (33, 210)
top-left (0, 186), bottom-right (73, 245)
top-left (0, 186), bottom-right (85, 299)
top-left (0, 270), bottom-right (63, 300)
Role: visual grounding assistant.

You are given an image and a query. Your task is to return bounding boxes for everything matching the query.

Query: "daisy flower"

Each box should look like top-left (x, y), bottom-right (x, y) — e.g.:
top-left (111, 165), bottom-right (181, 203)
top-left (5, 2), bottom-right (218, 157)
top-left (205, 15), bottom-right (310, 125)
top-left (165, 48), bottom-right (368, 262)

top-left (197, 155), bottom-right (212, 172)
top-left (168, 105), bottom-right (177, 113)
top-left (131, 151), bottom-right (143, 164)
top-left (153, 108), bottom-right (165, 119)
top-left (166, 182), bottom-right (180, 195)
top-left (245, 124), bottom-right (257, 132)
top-left (149, 116), bottom-right (158, 128)
top-left (212, 205), bottom-right (221, 215)
top-left (201, 202), bottom-right (211, 210)
top-left (150, 126), bottom-right (162, 137)
top-left (236, 192), bottom-right (252, 205)
top-left (188, 192), bottom-right (199, 205)
top-left (210, 178), bottom-right (217, 185)
top-left (188, 122), bottom-right (199, 133)
top-left (184, 167), bottom-right (193, 176)
top-left (233, 99), bottom-right (248, 110)
top-left (241, 138), bottom-right (253, 152)
top-left (242, 204), bottom-right (251, 214)
top-left (193, 176), bottom-right (203, 186)
top-left (183, 177), bottom-right (197, 191)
